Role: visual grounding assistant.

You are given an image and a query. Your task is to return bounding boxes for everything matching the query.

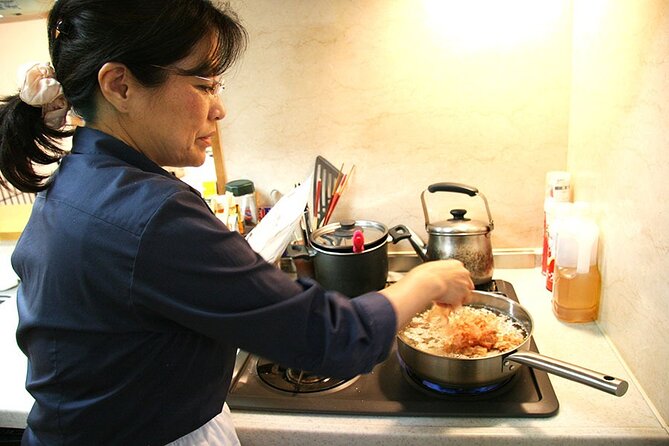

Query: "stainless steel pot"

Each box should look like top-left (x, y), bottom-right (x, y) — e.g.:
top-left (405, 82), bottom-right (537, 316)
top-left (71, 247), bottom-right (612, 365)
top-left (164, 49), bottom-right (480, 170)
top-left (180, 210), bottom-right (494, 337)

top-left (404, 183), bottom-right (495, 285)
top-left (397, 291), bottom-right (628, 396)
top-left (289, 220), bottom-right (410, 297)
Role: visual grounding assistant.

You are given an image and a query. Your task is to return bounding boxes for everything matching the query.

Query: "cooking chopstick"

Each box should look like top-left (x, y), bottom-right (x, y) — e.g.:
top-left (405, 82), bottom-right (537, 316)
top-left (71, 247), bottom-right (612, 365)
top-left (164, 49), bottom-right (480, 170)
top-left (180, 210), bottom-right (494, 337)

top-left (322, 164), bottom-right (355, 226)
top-left (313, 179), bottom-right (322, 228)
top-left (322, 170), bottom-right (344, 226)
top-left (319, 163), bottom-right (344, 227)
top-left (313, 179), bottom-right (322, 219)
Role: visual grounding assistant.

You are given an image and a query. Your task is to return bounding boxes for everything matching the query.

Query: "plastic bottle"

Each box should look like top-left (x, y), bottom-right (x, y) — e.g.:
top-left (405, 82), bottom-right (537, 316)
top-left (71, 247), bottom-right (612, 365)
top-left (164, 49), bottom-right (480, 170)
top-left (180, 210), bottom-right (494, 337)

top-left (181, 148), bottom-right (217, 199)
top-left (551, 210), bottom-right (601, 322)
top-left (200, 151), bottom-right (217, 199)
top-left (542, 171), bottom-right (572, 278)
top-left (545, 201), bottom-right (574, 291)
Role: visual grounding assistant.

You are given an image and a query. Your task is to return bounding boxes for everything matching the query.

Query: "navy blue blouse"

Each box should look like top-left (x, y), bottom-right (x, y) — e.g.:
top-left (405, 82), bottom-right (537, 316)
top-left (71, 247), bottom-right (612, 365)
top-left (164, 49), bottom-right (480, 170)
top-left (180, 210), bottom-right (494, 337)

top-left (12, 127), bottom-right (396, 445)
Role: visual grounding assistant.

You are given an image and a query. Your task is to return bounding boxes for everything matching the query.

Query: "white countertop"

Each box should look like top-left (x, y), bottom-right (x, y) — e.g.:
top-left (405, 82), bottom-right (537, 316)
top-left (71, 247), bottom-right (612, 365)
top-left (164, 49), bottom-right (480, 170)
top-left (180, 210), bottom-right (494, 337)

top-left (1, 243), bottom-right (667, 444)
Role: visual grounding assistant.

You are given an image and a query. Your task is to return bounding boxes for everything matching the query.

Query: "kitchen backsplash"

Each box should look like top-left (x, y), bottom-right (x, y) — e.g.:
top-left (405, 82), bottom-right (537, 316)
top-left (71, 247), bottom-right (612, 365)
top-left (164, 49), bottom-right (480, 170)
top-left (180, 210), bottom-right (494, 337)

top-left (219, 0), bottom-right (573, 250)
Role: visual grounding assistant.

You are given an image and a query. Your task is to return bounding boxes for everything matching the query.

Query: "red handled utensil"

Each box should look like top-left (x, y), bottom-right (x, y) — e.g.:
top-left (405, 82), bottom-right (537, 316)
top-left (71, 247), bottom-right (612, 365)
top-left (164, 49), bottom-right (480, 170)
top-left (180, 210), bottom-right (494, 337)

top-left (352, 229), bottom-right (365, 253)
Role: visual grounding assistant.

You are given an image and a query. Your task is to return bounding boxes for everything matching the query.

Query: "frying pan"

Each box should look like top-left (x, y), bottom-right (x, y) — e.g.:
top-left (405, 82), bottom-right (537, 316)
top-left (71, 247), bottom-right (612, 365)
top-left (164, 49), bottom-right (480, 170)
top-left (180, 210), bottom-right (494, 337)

top-left (397, 291), bottom-right (628, 396)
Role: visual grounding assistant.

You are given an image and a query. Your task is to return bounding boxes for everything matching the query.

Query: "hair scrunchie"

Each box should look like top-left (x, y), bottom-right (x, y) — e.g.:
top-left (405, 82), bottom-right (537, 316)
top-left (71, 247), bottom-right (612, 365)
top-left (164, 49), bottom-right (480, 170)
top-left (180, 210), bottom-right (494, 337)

top-left (19, 62), bottom-right (70, 130)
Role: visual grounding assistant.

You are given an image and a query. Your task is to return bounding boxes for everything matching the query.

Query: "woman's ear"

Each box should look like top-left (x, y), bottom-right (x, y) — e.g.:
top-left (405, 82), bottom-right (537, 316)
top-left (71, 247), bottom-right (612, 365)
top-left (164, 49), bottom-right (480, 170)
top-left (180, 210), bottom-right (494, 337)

top-left (97, 62), bottom-right (132, 113)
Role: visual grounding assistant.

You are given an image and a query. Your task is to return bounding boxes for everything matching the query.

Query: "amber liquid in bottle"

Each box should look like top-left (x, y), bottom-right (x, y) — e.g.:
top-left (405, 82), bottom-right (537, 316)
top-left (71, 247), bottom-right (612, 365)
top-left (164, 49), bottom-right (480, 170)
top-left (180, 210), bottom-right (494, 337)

top-left (552, 265), bottom-right (601, 322)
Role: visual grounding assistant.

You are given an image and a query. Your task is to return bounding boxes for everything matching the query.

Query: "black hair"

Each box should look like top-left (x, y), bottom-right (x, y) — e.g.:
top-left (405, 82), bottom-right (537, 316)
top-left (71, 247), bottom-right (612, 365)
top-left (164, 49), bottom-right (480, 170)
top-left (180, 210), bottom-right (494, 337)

top-left (0, 0), bottom-right (247, 192)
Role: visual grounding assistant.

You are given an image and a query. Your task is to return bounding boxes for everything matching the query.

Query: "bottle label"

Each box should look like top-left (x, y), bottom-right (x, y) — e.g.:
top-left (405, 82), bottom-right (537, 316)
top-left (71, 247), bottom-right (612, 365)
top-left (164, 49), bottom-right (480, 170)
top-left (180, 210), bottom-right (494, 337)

top-left (546, 257), bottom-right (555, 291)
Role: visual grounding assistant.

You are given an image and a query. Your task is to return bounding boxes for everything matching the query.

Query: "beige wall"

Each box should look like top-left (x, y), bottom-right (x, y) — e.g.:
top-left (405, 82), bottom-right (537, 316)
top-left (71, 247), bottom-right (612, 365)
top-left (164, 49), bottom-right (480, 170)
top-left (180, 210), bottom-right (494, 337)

top-left (221, 0), bottom-right (573, 249)
top-left (0, 19), bottom-right (49, 96)
top-left (568, 0), bottom-right (669, 424)
top-left (1, 0), bottom-right (667, 425)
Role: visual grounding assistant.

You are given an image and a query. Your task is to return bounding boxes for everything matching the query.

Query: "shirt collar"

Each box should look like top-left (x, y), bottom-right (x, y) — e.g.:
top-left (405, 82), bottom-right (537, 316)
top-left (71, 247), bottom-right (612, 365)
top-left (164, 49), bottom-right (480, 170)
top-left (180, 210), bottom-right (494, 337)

top-left (70, 127), bottom-right (172, 178)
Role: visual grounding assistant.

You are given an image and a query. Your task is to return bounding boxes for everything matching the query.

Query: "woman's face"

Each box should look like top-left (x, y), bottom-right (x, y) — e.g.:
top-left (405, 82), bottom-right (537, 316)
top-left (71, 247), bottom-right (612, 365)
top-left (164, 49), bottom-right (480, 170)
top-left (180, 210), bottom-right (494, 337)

top-left (128, 52), bottom-right (226, 167)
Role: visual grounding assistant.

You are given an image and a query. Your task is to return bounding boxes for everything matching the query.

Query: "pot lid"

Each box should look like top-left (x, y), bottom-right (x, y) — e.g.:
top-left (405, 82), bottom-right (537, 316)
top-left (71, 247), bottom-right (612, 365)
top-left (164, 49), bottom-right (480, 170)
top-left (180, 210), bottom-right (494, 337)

top-left (311, 220), bottom-right (388, 252)
top-left (427, 209), bottom-right (491, 235)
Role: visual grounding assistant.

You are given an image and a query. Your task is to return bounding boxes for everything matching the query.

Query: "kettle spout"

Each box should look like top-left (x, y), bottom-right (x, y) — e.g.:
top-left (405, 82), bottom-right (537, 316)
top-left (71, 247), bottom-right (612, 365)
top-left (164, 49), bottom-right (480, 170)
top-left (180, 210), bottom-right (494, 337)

top-left (388, 225), bottom-right (428, 261)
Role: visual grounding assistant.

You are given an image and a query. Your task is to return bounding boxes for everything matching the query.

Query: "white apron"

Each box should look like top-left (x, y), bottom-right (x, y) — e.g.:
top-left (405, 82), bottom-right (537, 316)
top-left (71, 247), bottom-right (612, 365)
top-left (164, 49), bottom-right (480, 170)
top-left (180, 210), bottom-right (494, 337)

top-left (165, 403), bottom-right (240, 446)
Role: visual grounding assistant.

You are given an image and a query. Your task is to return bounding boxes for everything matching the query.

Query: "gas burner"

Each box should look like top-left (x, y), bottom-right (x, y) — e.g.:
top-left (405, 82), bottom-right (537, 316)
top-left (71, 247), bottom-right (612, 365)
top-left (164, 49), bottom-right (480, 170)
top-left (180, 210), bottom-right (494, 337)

top-left (421, 379), bottom-right (508, 395)
top-left (256, 359), bottom-right (351, 393)
top-left (396, 352), bottom-right (517, 399)
top-left (285, 368), bottom-right (326, 385)
top-left (401, 362), bottom-right (514, 398)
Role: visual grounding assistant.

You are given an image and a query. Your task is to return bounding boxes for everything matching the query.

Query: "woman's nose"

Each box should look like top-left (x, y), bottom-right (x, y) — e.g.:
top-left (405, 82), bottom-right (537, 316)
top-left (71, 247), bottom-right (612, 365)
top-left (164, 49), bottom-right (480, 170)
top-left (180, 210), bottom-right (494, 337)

top-left (210, 97), bottom-right (226, 121)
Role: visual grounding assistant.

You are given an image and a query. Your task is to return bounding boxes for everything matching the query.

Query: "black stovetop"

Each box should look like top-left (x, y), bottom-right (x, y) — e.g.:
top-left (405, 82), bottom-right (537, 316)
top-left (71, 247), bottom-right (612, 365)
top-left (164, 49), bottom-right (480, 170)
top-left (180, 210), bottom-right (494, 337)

top-left (226, 280), bottom-right (559, 418)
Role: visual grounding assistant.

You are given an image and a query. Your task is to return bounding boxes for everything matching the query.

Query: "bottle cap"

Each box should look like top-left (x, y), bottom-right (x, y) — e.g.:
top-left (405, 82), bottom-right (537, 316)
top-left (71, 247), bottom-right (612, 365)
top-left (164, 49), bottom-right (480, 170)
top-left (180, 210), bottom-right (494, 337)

top-left (545, 171), bottom-right (572, 201)
top-left (225, 179), bottom-right (255, 196)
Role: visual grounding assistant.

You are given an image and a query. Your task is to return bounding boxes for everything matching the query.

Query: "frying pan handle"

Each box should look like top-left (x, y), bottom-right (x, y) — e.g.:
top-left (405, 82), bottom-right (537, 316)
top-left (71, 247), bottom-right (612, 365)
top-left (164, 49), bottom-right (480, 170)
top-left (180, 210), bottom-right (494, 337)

top-left (507, 351), bottom-right (629, 397)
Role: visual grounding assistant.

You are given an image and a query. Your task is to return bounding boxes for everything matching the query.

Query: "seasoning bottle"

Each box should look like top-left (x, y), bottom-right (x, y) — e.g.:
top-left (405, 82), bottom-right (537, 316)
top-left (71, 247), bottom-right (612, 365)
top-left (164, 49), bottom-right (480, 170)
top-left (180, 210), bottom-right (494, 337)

top-left (551, 210), bottom-right (601, 322)
top-left (545, 201), bottom-right (574, 292)
top-left (200, 149), bottom-right (217, 199)
top-left (225, 179), bottom-right (258, 234)
top-left (542, 171), bottom-right (572, 278)
top-left (182, 148), bottom-right (217, 199)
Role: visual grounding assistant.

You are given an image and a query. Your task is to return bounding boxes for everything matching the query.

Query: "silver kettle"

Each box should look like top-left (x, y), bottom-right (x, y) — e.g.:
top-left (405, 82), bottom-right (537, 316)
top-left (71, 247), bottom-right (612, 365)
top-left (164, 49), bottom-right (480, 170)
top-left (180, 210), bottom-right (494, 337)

top-left (406, 182), bottom-right (495, 285)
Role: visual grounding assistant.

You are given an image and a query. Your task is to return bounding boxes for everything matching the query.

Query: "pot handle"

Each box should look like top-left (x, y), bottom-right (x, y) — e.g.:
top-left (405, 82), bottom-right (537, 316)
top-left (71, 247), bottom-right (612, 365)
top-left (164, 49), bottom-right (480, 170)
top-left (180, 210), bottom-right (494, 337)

top-left (421, 182), bottom-right (495, 230)
top-left (285, 243), bottom-right (315, 260)
top-left (506, 351), bottom-right (628, 397)
top-left (388, 225), bottom-right (428, 261)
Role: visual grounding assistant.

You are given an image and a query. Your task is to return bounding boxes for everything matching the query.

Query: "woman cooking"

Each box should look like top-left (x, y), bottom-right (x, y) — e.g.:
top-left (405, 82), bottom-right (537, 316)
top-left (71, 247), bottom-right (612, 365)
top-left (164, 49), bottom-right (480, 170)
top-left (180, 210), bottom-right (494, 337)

top-left (0, 1), bottom-right (473, 444)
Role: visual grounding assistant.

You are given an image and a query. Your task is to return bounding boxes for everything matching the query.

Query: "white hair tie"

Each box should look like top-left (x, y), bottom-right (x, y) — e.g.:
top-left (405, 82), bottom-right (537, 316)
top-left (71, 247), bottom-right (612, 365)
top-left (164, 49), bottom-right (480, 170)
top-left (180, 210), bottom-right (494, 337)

top-left (18, 62), bottom-right (70, 130)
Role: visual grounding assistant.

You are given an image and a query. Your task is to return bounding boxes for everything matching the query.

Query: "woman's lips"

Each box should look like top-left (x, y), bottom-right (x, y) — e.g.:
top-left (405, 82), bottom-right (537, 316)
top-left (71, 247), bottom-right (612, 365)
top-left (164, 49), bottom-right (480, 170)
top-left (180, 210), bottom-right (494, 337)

top-left (197, 133), bottom-right (214, 147)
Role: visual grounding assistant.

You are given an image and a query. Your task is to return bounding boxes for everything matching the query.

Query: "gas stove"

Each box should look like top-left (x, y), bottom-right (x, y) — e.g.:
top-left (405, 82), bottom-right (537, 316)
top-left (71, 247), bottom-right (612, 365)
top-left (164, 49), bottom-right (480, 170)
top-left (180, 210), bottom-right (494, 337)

top-left (226, 279), bottom-right (559, 417)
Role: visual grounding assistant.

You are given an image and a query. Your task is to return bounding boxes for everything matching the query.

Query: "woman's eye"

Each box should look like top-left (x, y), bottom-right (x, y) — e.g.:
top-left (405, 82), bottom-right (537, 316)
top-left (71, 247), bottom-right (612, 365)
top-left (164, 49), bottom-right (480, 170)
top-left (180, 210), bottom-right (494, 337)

top-left (198, 85), bottom-right (216, 95)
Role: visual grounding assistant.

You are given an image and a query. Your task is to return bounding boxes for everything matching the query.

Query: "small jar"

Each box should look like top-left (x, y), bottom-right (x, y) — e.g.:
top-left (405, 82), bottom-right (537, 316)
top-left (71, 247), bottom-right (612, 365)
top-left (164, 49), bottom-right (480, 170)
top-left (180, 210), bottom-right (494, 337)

top-left (225, 179), bottom-right (258, 234)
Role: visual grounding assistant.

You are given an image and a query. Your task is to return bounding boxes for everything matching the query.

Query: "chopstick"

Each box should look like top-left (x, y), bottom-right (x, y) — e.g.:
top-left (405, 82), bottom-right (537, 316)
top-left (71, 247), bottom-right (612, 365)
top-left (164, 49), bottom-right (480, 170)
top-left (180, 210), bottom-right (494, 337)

top-left (321, 168), bottom-right (343, 227)
top-left (313, 179), bottom-right (322, 228)
top-left (313, 179), bottom-right (322, 219)
top-left (317, 163), bottom-right (343, 228)
top-left (322, 164), bottom-right (355, 226)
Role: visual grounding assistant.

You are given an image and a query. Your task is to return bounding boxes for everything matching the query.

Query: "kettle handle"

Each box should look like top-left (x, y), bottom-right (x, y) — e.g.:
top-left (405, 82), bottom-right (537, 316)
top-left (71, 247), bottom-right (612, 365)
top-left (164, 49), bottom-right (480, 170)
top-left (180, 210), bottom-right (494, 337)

top-left (427, 182), bottom-right (478, 196)
top-left (421, 182), bottom-right (495, 230)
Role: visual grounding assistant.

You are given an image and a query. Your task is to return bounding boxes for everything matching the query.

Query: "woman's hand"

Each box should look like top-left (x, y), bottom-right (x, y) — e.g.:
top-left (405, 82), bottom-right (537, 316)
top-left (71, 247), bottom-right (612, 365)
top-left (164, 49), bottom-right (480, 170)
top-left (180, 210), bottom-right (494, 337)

top-left (379, 259), bottom-right (474, 331)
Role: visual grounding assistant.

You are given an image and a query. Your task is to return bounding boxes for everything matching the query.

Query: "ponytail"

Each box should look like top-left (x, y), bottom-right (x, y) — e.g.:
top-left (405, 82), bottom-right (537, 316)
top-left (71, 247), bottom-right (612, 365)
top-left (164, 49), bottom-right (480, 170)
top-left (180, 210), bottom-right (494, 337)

top-left (0, 93), bottom-right (71, 193)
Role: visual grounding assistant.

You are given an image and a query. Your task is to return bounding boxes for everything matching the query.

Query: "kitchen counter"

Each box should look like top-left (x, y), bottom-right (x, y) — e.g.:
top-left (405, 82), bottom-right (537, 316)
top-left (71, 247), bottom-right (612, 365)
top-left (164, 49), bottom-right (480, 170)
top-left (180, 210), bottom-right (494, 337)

top-left (0, 246), bottom-right (667, 445)
top-left (227, 266), bottom-right (669, 445)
